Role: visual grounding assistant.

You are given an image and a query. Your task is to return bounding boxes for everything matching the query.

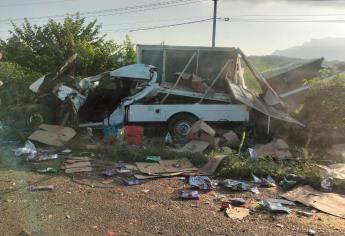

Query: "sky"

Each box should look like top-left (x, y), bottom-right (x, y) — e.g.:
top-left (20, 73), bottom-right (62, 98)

top-left (0, 0), bottom-right (345, 55)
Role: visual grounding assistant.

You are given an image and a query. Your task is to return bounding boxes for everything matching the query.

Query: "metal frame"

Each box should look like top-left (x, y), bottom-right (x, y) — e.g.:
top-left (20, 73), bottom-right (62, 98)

top-left (136, 45), bottom-right (238, 83)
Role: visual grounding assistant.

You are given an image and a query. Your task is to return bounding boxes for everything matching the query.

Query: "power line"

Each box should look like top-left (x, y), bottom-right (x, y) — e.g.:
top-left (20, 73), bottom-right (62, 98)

top-left (101, 17), bottom-right (228, 33)
top-left (101, 15), bottom-right (211, 28)
top-left (0, 0), bottom-right (71, 7)
top-left (230, 13), bottom-right (345, 17)
top-left (0, 0), bottom-right (206, 23)
top-left (0, 0), bottom-right (208, 25)
top-left (228, 18), bottom-right (345, 23)
top-left (129, 18), bottom-right (214, 32)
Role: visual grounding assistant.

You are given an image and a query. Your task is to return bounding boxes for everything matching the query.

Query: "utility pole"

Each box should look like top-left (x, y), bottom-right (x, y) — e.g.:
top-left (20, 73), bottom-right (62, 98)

top-left (212, 0), bottom-right (218, 47)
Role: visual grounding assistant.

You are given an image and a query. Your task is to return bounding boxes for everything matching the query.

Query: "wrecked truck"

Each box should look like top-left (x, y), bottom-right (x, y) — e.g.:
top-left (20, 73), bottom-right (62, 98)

top-left (26, 46), bottom-right (303, 138)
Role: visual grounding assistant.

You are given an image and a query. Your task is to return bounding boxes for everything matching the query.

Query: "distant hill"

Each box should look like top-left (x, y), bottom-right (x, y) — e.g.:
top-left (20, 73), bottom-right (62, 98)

top-left (273, 38), bottom-right (345, 62)
top-left (248, 55), bottom-right (306, 73)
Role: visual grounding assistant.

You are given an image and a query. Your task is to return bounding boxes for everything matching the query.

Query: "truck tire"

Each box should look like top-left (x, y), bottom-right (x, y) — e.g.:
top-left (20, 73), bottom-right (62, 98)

top-left (24, 104), bottom-right (54, 128)
top-left (168, 113), bottom-right (198, 139)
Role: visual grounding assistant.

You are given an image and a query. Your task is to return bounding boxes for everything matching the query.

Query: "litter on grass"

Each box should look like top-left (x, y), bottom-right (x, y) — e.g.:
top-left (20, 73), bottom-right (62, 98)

top-left (279, 178), bottom-right (297, 190)
top-left (36, 167), bottom-right (58, 173)
top-left (252, 174), bottom-right (276, 187)
top-left (13, 141), bottom-right (37, 159)
top-left (145, 156), bottom-right (161, 163)
top-left (222, 179), bottom-right (250, 191)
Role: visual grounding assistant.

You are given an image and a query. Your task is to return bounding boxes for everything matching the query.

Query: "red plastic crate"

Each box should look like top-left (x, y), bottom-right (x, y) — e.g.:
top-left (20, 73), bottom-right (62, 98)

top-left (124, 126), bottom-right (144, 145)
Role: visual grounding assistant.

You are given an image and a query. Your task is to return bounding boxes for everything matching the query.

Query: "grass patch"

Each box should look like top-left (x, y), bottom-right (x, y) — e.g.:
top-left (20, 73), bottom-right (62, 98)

top-left (218, 148), bottom-right (320, 182)
top-left (95, 143), bottom-right (209, 167)
top-left (97, 142), bottom-right (319, 183)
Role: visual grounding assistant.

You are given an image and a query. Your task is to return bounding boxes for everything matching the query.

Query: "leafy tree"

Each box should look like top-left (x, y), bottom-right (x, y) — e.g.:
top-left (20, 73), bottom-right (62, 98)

top-left (0, 14), bottom-right (136, 76)
top-left (0, 61), bottom-right (41, 124)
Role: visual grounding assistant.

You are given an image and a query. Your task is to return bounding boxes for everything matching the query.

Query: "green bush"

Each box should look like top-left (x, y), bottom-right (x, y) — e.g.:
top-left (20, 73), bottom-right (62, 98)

top-left (0, 61), bottom-right (41, 125)
top-left (297, 74), bottom-right (345, 148)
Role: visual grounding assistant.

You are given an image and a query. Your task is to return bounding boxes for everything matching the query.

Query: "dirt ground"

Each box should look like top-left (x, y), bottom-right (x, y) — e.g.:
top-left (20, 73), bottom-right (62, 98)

top-left (1, 147), bottom-right (345, 236)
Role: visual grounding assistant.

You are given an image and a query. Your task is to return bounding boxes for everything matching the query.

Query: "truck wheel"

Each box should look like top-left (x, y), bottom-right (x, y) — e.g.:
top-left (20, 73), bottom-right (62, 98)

top-left (25, 104), bottom-right (54, 128)
top-left (168, 113), bottom-right (198, 139)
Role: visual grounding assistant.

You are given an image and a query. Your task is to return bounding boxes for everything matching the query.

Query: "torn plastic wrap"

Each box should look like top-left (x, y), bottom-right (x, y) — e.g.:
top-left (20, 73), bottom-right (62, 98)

top-left (260, 200), bottom-right (292, 213)
top-left (180, 190), bottom-right (200, 200)
top-left (13, 141), bottom-right (37, 160)
top-left (189, 176), bottom-right (213, 190)
top-left (221, 179), bottom-right (250, 191)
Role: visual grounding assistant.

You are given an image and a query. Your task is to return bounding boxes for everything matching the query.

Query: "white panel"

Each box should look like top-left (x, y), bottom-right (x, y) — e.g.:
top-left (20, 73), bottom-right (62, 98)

top-left (128, 104), bottom-right (249, 122)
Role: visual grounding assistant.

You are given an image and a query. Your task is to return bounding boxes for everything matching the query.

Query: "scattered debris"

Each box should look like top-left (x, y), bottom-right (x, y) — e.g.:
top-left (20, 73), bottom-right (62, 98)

top-left (222, 130), bottom-right (240, 147)
top-left (276, 224), bottom-right (284, 228)
top-left (102, 161), bottom-right (130, 177)
top-left (145, 156), bottom-right (161, 163)
top-left (60, 149), bottom-right (72, 154)
top-left (61, 157), bottom-right (93, 173)
top-left (13, 141), bottom-right (37, 159)
top-left (320, 178), bottom-right (332, 192)
top-left (297, 210), bottom-right (313, 217)
top-left (187, 120), bottom-right (219, 148)
top-left (252, 174), bottom-right (276, 187)
top-left (36, 167), bottom-right (58, 173)
top-left (316, 163), bottom-right (345, 180)
top-left (101, 169), bottom-right (119, 177)
top-left (135, 159), bottom-right (198, 177)
top-left (252, 174), bottom-right (262, 184)
top-left (260, 199), bottom-right (292, 214)
top-left (28, 124), bottom-right (76, 147)
top-left (308, 229), bottom-right (316, 236)
top-left (250, 186), bottom-right (260, 194)
top-left (255, 139), bottom-right (292, 160)
top-left (27, 185), bottom-right (54, 192)
top-left (225, 206), bottom-right (250, 220)
top-left (222, 179), bottom-right (250, 191)
top-left (177, 140), bottom-right (209, 154)
top-left (141, 189), bottom-right (150, 193)
top-left (230, 198), bottom-right (246, 206)
top-left (37, 153), bottom-right (59, 161)
top-left (220, 201), bottom-right (231, 210)
top-left (124, 179), bottom-right (145, 186)
top-left (164, 132), bottom-right (173, 144)
top-left (189, 176), bottom-right (213, 190)
top-left (180, 190), bottom-right (200, 200)
top-left (279, 178), bottom-right (297, 190)
top-left (247, 148), bottom-right (258, 160)
top-left (265, 198), bottom-right (296, 206)
top-left (187, 120), bottom-right (216, 139)
top-left (282, 185), bottom-right (345, 219)
top-left (199, 154), bottom-right (226, 175)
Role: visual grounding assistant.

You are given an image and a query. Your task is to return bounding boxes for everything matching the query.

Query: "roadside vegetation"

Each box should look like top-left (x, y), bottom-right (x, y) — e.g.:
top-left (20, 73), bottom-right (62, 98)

top-left (294, 72), bottom-right (345, 151)
top-left (0, 14), bottom-right (136, 127)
